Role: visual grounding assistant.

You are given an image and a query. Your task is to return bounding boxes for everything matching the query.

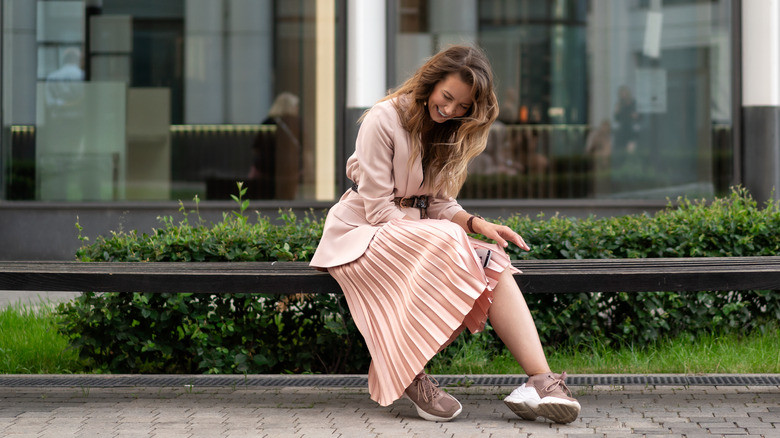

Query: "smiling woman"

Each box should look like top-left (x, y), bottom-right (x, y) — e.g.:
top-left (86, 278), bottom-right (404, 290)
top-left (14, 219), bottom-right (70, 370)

top-left (310, 44), bottom-right (580, 424)
top-left (427, 73), bottom-right (473, 122)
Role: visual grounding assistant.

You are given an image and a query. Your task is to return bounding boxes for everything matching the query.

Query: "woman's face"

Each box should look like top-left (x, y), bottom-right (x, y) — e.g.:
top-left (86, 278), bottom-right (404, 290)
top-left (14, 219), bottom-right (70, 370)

top-left (427, 73), bottom-right (473, 123)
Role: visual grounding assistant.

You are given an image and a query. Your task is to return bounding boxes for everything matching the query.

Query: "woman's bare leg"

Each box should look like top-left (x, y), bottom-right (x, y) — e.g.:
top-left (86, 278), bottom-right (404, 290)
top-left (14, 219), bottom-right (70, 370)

top-left (488, 268), bottom-right (551, 376)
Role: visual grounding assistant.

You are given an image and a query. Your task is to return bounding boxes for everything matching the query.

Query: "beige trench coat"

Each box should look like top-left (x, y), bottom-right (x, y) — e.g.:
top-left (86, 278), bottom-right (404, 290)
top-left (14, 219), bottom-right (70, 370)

top-left (310, 97), bottom-right (465, 269)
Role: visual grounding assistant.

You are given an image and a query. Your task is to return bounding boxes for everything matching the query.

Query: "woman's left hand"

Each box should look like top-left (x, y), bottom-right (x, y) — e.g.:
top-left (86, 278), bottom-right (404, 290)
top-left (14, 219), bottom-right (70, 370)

top-left (473, 218), bottom-right (530, 251)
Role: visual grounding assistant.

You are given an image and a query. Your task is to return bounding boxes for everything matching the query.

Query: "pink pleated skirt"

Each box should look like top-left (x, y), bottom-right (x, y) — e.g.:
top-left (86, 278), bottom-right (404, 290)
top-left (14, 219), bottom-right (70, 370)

top-left (328, 218), bottom-right (520, 406)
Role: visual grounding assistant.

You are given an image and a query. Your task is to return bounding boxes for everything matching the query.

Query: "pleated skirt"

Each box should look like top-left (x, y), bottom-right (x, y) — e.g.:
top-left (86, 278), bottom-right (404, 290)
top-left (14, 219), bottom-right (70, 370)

top-left (328, 218), bottom-right (520, 406)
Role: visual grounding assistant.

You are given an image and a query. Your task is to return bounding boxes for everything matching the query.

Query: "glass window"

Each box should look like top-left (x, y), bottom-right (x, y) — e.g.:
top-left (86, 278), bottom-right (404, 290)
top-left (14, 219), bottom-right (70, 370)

top-left (395, 0), bottom-right (733, 200)
top-left (2, 0), bottom-right (338, 201)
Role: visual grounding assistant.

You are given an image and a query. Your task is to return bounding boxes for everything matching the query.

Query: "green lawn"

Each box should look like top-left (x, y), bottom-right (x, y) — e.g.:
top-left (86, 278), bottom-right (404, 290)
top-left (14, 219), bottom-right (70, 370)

top-left (0, 301), bottom-right (82, 374)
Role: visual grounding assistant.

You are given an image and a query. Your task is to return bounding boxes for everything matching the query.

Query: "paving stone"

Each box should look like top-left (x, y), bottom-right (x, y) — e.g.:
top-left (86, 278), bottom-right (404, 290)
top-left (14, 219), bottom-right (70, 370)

top-left (298, 430), bottom-right (337, 438)
top-left (704, 426), bottom-right (749, 435)
top-left (39, 433), bottom-right (80, 438)
top-left (602, 433), bottom-right (638, 438)
top-left (689, 415), bottom-right (727, 423)
top-left (631, 429), bottom-right (672, 435)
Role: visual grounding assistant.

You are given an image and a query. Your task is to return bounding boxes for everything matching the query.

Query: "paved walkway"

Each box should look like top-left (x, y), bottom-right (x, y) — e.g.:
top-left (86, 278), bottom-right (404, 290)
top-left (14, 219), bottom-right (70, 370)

top-left (1, 378), bottom-right (778, 437)
top-left (0, 291), bottom-right (80, 309)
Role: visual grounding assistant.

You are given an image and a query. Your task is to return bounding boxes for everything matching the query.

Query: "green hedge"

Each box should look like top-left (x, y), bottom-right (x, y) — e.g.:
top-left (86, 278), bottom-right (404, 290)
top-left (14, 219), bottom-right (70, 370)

top-left (57, 186), bottom-right (780, 374)
top-left (61, 187), bottom-right (366, 374)
top-left (504, 187), bottom-right (780, 348)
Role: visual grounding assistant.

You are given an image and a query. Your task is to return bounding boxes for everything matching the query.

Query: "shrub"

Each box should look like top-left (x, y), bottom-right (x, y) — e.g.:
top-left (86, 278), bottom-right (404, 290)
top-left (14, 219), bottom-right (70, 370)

top-left (58, 185), bottom-right (780, 374)
top-left (498, 186), bottom-right (780, 348)
top-left (59, 184), bottom-right (368, 374)
top-left (58, 290), bottom-right (367, 374)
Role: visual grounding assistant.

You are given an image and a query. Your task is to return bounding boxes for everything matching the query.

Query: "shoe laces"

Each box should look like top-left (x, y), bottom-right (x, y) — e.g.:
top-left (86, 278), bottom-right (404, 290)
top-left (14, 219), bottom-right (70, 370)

top-left (542, 372), bottom-right (573, 397)
top-left (414, 373), bottom-right (441, 403)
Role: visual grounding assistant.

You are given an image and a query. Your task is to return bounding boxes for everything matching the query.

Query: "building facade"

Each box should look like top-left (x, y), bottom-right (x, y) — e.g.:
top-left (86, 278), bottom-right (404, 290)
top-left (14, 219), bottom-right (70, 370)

top-left (1, 0), bottom-right (776, 260)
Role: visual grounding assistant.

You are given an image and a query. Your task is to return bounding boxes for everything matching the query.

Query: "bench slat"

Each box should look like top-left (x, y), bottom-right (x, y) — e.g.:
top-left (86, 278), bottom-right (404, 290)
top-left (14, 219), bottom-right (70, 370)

top-left (1, 257), bottom-right (779, 294)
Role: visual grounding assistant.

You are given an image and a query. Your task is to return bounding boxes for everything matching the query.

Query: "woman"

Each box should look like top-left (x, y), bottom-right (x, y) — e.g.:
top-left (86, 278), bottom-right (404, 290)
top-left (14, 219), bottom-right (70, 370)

top-left (310, 45), bottom-right (580, 424)
top-left (249, 92), bottom-right (302, 199)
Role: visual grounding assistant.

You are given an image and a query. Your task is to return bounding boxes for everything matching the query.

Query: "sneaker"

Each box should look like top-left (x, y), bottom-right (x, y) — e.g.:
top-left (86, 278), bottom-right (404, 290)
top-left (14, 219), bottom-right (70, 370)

top-left (403, 373), bottom-right (462, 422)
top-left (503, 372), bottom-right (581, 424)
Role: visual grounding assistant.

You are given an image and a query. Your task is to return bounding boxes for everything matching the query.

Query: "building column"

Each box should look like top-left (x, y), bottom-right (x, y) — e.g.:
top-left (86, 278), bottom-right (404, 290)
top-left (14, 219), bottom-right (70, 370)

top-left (2, 0), bottom-right (37, 125)
top-left (343, 0), bottom-right (386, 190)
top-left (226, 0), bottom-right (273, 124)
top-left (184, 0), bottom-right (224, 123)
top-left (429, 0), bottom-right (477, 47)
top-left (742, 0), bottom-right (780, 202)
top-left (315, 0), bottom-right (336, 200)
top-left (2, 0), bottom-right (37, 199)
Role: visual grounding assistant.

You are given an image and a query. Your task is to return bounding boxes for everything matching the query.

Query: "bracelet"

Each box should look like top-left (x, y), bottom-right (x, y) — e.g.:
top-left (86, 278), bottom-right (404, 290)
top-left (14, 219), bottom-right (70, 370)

top-left (467, 215), bottom-right (482, 233)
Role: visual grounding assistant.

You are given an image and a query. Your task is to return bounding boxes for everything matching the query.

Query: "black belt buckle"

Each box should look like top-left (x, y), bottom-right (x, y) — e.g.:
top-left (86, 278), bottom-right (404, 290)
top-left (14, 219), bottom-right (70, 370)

top-left (399, 196), bottom-right (427, 209)
top-left (414, 196), bottom-right (428, 209)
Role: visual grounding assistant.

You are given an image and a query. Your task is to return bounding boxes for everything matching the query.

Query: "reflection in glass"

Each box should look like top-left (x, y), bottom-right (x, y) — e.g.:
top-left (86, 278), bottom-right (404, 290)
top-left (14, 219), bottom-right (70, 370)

top-left (36, 82), bottom-right (126, 201)
top-left (3, 0), bottom-right (332, 202)
top-left (248, 92), bottom-right (302, 199)
top-left (1, 0), bottom-right (734, 203)
top-left (399, 0), bottom-right (733, 200)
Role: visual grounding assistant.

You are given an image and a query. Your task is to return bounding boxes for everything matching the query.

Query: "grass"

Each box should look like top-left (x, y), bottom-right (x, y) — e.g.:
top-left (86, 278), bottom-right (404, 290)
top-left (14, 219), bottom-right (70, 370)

top-left (428, 326), bottom-right (780, 375)
top-left (2, 299), bottom-right (778, 375)
top-left (0, 300), bottom-right (82, 374)
top-left (546, 329), bottom-right (780, 374)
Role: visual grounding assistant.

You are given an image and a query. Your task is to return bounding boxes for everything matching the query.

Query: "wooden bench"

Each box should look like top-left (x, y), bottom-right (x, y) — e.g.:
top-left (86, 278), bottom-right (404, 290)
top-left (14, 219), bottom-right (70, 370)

top-left (2, 256), bottom-right (780, 294)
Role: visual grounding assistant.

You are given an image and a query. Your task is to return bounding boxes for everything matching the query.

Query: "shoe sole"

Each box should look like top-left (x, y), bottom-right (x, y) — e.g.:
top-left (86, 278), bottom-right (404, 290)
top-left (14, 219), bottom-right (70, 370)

top-left (402, 394), bottom-right (462, 422)
top-left (504, 386), bottom-right (581, 424)
top-left (536, 400), bottom-right (580, 424)
top-left (504, 398), bottom-right (580, 424)
top-left (503, 399), bottom-right (537, 421)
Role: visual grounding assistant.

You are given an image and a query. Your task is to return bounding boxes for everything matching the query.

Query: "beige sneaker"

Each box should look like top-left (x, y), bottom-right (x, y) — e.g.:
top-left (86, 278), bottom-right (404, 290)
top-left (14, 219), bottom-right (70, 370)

top-left (403, 373), bottom-right (462, 422)
top-left (503, 372), bottom-right (581, 424)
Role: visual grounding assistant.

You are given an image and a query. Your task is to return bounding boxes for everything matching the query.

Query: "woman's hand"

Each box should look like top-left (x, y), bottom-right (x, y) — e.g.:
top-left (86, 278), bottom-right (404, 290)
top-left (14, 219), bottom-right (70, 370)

top-left (454, 211), bottom-right (529, 251)
top-left (473, 218), bottom-right (530, 251)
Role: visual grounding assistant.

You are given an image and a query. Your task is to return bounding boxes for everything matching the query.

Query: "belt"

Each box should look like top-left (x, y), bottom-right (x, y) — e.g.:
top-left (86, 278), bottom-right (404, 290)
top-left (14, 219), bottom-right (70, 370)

top-left (351, 182), bottom-right (429, 218)
top-left (394, 196), bottom-right (429, 209)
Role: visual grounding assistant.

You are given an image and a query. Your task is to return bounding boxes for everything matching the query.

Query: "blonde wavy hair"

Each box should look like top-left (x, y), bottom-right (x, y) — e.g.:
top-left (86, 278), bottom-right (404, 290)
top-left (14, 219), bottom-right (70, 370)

top-left (379, 44), bottom-right (498, 198)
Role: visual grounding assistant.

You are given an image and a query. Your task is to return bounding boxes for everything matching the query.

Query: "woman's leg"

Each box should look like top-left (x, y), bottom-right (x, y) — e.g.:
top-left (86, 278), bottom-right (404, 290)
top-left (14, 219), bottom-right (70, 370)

top-left (488, 268), bottom-right (551, 376)
top-left (487, 267), bottom-right (581, 424)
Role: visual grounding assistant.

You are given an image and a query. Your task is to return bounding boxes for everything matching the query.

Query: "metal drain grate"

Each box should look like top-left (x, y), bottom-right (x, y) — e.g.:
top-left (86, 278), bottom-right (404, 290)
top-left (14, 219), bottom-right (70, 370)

top-left (1, 374), bottom-right (778, 388)
top-left (444, 375), bottom-right (780, 387)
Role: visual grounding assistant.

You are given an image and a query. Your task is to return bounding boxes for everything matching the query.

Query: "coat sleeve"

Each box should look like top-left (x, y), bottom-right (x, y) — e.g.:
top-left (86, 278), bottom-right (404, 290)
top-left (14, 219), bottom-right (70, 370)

top-left (354, 103), bottom-right (407, 225)
top-left (426, 195), bottom-right (465, 221)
